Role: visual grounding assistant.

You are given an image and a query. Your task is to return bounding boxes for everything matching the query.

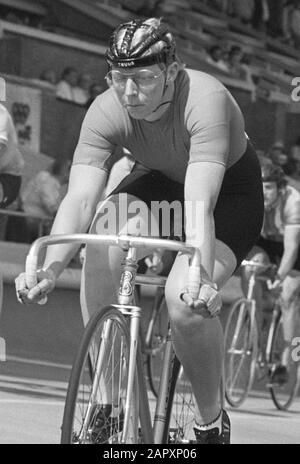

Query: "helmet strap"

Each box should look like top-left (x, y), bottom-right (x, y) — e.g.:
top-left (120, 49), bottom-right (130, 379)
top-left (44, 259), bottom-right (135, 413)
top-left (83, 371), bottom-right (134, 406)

top-left (148, 73), bottom-right (173, 116)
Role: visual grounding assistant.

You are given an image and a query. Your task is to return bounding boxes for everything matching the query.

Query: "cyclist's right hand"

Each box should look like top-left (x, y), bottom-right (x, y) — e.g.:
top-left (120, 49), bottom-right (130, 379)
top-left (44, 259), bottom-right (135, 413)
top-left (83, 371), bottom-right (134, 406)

top-left (15, 268), bottom-right (56, 304)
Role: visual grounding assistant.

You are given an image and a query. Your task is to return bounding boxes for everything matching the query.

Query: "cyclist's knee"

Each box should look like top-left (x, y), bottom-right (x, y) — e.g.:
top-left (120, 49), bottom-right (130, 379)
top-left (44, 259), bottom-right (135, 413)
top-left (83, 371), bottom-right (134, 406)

top-left (165, 280), bottom-right (206, 329)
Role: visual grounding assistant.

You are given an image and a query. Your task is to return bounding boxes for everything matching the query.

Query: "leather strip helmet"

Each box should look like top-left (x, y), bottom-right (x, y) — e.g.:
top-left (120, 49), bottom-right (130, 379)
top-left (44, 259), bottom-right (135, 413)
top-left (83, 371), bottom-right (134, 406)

top-left (105, 18), bottom-right (176, 69)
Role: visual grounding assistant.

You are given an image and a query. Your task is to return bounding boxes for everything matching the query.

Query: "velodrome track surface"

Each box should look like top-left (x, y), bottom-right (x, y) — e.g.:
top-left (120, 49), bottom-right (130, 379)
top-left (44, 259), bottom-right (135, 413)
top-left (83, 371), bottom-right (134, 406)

top-left (0, 284), bottom-right (300, 444)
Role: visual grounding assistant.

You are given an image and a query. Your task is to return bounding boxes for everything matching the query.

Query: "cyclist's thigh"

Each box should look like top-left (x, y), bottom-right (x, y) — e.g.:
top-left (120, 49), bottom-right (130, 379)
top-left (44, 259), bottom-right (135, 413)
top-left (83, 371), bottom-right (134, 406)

top-left (85, 193), bottom-right (159, 269)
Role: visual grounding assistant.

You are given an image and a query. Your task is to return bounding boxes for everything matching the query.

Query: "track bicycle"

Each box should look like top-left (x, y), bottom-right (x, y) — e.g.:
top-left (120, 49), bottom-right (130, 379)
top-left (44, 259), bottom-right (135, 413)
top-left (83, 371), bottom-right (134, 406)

top-left (224, 259), bottom-right (300, 410)
top-left (140, 250), bottom-right (178, 398)
top-left (24, 233), bottom-right (215, 444)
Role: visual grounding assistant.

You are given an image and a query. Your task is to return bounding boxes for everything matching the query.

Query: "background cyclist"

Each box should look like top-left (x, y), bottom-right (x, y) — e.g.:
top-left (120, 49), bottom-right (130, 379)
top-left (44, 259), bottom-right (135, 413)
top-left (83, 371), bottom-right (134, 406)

top-left (15, 17), bottom-right (264, 444)
top-left (243, 163), bottom-right (300, 384)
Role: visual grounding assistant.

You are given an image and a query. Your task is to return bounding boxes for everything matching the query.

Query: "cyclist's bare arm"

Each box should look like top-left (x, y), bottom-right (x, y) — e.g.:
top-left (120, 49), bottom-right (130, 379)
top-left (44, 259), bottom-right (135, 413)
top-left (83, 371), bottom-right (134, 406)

top-left (184, 161), bottom-right (225, 280)
top-left (43, 164), bottom-right (107, 276)
top-left (15, 164), bottom-right (107, 303)
top-left (277, 226), bottom-right (300, 280)
top-left (182, 162), bottom-right (225, 315)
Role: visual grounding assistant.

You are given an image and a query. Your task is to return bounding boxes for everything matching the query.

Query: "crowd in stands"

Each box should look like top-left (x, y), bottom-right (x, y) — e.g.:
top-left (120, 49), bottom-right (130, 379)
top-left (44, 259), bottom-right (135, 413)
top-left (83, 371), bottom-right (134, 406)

top-left (205, 44), bottom-right (255, 86)
top-left (39, 67), bottom-right (104, 108)
top-left (21, 158), bottom-right (71, 242)
top-left (2, 0), bottom-right (300, 53)
top-left (1, 0), bottom-right (300, 100)
top-left (204, 0), bottom-right (300, 49)
top-left (123, 0), bottom-right (300, 51)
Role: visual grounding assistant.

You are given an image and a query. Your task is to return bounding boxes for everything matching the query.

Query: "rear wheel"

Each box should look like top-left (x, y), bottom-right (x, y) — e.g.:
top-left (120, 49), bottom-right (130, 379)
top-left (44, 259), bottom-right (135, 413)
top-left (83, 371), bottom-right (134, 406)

top-left (224, 298), bottom-right (258, 407)
top-left (268, 312), bottom-right (300, 411)
top-left (61, 306), bottom-right (138, 444)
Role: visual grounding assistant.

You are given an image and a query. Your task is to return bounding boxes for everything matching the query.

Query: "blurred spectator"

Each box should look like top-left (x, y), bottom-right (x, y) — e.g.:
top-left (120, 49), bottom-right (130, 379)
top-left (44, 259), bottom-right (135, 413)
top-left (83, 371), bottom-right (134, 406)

top-left (287, 137), bottom-right (300, 190)
top-left (39, 68), bottom-right (57, 86)
top-left (228, 0), bottom-right (255, 25)
top-left (86, 83), bottom-right (104, 109)
top-left (227, 46), bottom-right (255, 87)
top-left (56, 67), bottom-right (79, 103)
top-left (252, 0), bottom-right (270, 32)
top-left (267, 140), bottom-right (300, 190)
top-left (21, 158), bottom-right (71, 241)
top-left (268, 141), bottom-right (288, 166)
top-left (205, 45), bottom-right (229, 72)
top-left (74, 73), bottom-right (93, 105)
top-left (0, 104), bottom-right (24, 239)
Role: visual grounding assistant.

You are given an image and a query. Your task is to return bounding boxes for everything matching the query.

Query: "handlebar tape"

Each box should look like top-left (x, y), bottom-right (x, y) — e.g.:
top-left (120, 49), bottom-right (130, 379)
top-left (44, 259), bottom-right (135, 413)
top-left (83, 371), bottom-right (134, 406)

top-left (187, 265), bottom-right (201, 299)
top-left (25, 255), bottom-right (48, 305)
top-left (187, 264), bottom-right (208, 309)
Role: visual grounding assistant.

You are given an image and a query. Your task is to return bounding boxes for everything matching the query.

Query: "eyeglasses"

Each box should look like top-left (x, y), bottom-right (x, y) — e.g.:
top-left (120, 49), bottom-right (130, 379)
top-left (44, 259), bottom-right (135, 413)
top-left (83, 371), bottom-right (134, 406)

top-left (105, 69), bottom-right (165, 89)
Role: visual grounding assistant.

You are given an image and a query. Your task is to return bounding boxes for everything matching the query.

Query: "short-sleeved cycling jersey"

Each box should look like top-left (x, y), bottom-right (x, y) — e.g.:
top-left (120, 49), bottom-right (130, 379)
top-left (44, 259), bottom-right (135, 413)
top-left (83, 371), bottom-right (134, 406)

top-left (261, 185), bottom-right (300, 242)
top-left (73, 69), bottom-right (247, 182)
top-left (74, 68), bottom-right (264, 267)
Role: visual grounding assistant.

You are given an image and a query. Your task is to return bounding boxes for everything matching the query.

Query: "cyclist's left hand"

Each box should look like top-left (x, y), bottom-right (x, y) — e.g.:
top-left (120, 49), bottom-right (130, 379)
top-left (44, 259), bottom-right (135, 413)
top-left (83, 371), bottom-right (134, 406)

top-left (181, 283), bottom-right (222, 318)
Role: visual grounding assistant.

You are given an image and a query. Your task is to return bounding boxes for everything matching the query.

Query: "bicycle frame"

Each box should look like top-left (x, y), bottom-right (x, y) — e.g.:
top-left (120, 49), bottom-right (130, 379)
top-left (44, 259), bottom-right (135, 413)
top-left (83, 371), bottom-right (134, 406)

top-left (25, 233), bottom-right (202, 444)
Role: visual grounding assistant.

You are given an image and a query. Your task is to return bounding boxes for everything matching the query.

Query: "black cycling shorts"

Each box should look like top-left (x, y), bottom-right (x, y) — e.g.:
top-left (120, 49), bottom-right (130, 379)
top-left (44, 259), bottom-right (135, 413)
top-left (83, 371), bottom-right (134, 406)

top-left (111, 141), bottom-right (264, 269)
top-left (0, 174), bottom-right (22, 208)
top-left (257, 236), bottom-right (300, 271)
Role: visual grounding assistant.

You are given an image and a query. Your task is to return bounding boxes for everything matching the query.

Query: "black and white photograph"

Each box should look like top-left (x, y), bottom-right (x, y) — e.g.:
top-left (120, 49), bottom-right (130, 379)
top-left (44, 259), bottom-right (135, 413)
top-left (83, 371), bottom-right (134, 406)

top-left (0, 0), bottom-right (300, 446)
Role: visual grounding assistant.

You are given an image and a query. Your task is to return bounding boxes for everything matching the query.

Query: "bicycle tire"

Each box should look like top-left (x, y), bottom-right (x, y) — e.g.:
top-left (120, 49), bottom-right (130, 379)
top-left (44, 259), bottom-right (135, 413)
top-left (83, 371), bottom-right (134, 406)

top-left (268, 311), bottom-right (300, 411)
top-left (61, 305), bottom-right (139, 444)
top-left (146, 295), bottom-right (168, 397)
top-left (224, 298), bottom-right (258, 408)
top-left (163, 356), bottom-right (196, 444)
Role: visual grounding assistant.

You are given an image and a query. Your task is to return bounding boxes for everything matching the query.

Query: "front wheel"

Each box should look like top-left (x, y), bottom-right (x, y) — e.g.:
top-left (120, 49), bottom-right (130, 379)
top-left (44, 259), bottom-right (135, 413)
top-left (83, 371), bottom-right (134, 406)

top-left (224, 298), bottom-right (258, 408)
top-left (164, 356), bottom-right (196, 444)
top-left (268, 311), bottom-right (300, 411)
top-left (146, 294), bottom-right (168, 397)
top-left (61, 306), bottom-right (139, 444)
